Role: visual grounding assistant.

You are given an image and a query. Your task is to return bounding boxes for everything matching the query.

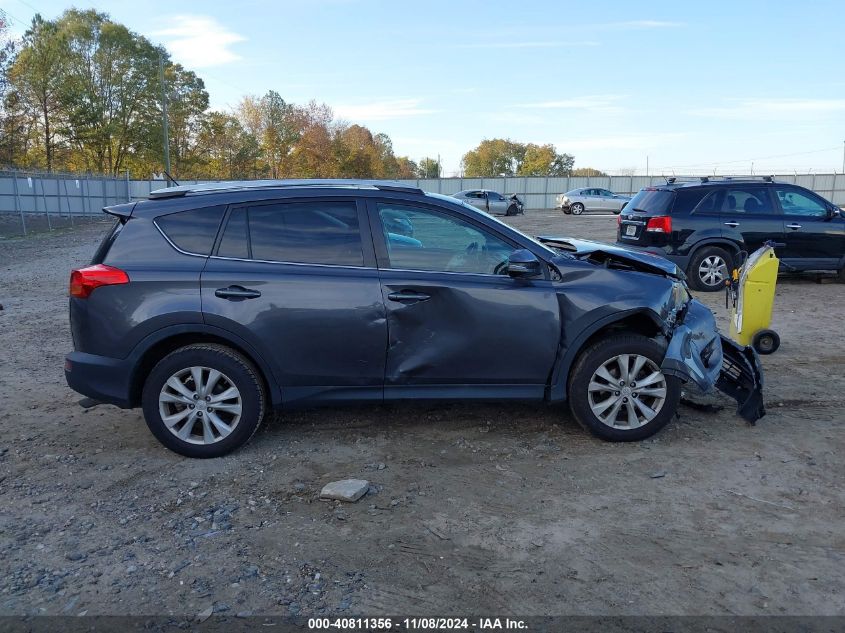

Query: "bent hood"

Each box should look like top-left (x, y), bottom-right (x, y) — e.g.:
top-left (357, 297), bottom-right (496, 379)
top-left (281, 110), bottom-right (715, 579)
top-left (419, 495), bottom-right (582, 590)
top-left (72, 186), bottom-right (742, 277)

top-left (538, 236), bottom-right (684, 280)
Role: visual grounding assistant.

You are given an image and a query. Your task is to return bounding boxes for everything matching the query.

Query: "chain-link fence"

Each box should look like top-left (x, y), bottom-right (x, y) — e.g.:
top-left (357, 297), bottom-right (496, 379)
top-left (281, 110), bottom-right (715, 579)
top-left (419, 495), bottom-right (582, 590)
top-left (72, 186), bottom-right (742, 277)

top-left (2, 171), bottom-right (844, 239)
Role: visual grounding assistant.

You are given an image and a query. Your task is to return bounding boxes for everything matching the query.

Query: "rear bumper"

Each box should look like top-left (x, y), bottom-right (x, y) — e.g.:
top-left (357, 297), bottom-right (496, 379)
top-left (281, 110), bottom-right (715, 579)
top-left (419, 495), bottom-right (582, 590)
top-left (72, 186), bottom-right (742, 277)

top-left (65, 351), bottom-right (134, 408)
top-left (614, 241), bottom-right (691, 271)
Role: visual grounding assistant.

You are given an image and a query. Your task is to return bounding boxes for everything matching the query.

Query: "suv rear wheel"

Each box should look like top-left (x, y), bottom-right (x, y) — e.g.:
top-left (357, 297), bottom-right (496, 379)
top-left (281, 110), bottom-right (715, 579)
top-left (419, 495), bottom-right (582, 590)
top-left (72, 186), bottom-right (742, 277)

top-left (568, 334), bottom-right (681, 441)
top-left (141, 344), bottom-right (266, 458)
top-left (688, 246), bottom-right (734, 292)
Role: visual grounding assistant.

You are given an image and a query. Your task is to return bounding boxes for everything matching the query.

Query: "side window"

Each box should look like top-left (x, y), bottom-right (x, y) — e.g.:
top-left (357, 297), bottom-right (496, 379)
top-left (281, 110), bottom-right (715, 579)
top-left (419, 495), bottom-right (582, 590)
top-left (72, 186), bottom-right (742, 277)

top-left (217, 201), bottom-right (363, 266)
top-left (693, 190), bottom-right (724, 215)
top-left (156, 206), bottom-right (226, 254)
top-left (600, 189), bottom-right (613, 197)
top-left (377, 203), bottom-right (514, 275)
top-left (722, 188), bottom-right (773, 215)
top-left (464, 191), bottom-right (481, 199)
top-left (775, 187), bottom-right (828, 217)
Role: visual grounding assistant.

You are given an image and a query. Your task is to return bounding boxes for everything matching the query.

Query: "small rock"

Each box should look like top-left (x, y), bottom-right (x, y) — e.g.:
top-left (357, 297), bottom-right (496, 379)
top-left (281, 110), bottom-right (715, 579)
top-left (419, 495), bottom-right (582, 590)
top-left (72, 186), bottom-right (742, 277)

top-left (294, 483), bottom-right (306, 492)
top-left (65, 552), bottom-right (86, 562)
top-left (320, 479), bottom-right (369, 503)
top-left (650, 470), bottom-right (667, 479)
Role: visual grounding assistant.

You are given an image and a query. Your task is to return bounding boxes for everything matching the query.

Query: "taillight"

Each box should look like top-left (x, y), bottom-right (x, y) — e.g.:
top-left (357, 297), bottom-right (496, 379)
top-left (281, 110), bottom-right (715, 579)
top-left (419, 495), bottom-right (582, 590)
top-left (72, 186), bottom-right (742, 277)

top-left (69, 264), bottom-right (129, 298)
top-left (645, 216), bottom-right (672, 233)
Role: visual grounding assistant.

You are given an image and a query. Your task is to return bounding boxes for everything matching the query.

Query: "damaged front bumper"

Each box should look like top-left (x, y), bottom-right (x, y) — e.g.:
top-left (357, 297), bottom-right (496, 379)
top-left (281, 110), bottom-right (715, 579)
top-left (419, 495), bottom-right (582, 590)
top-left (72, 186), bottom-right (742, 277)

top-left (661, 299), bottom-right (765, 423)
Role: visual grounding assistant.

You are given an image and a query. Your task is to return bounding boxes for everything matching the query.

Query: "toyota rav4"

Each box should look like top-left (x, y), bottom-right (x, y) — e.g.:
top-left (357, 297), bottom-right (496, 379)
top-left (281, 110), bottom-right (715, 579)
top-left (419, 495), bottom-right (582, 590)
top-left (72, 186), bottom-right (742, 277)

top-left (65, 180), bottom-right (765, 457)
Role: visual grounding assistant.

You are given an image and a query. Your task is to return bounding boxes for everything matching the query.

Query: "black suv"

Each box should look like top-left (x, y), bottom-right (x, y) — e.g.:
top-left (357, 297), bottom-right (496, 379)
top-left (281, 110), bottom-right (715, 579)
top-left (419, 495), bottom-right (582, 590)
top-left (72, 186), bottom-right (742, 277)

top-left (65, 180), bottom-right (763, 457)
top-left (616, 177), bottom-right (845, 291)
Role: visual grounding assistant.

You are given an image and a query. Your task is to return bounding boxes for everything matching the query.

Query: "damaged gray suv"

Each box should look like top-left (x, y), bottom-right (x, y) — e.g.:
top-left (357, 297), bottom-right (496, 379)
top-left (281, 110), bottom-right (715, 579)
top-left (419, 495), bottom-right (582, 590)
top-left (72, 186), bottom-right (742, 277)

top-left (65, 180), bottom-right (765, 458)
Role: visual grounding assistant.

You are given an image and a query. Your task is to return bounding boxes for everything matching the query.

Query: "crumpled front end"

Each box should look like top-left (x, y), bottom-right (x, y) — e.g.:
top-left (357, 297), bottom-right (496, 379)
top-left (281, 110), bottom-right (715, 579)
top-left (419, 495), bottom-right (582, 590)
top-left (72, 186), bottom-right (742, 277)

top-left (661, 299), bottom-right (765, 423)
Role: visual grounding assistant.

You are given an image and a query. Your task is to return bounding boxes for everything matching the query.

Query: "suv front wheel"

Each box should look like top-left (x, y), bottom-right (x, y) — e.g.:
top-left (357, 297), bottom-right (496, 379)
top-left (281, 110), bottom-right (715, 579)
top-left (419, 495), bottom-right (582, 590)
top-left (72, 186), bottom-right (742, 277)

top-left (688, 246), bottom-right (734, 292)
top-left (141, 344), bottom-right (266, 458)
top-left (568, 334), bottom-right (681, 441)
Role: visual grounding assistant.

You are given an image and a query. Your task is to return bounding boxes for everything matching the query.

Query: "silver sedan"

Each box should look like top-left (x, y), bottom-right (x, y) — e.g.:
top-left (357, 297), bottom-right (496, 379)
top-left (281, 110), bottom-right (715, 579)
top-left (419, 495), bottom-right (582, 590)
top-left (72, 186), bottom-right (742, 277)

top-left (556, 188), bottom-right (630, 215)
top-left (452, 190), bottom-right (522, 216)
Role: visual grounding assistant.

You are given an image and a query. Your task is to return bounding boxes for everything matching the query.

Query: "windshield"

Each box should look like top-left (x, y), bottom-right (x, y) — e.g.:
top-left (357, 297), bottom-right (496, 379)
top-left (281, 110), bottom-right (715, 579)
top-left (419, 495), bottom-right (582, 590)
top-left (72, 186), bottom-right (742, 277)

top-left (425, 192), bottom-right (559, 258)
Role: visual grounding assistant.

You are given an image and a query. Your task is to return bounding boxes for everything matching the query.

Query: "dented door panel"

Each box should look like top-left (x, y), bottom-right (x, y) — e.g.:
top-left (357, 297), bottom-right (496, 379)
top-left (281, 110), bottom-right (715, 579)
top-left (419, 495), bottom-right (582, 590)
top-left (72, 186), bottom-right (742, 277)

top-left (380, 270), bottom-right (561, 389)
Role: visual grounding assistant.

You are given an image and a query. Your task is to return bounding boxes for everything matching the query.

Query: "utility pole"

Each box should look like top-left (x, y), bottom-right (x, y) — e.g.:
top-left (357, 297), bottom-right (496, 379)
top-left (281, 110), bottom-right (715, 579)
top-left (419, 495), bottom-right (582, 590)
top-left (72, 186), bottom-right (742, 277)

top-left (159, 52), bottom-right (171, 177)
top-left (841, 140), bottom-right (844, 174)
top-left (646, 155), bottom-right (649, 177)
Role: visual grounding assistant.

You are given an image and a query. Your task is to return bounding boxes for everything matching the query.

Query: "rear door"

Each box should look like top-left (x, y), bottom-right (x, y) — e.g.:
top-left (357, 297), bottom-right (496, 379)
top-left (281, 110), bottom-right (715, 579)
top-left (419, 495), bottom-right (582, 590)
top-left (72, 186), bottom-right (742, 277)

top-left (773, 185), bottom-right (844, 270)
top-left (718, 185), bottom-right (784, 255)
top-left (201, 197), bottom-right (386, 404)
top-left (367, 199), bottom-right (561, 399)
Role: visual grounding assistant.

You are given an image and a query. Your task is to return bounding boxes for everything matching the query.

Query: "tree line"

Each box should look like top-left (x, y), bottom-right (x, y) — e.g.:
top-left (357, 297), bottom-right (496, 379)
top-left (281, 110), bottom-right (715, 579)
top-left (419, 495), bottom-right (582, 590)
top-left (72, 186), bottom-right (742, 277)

top-left (0, 9), bottom-right (602, 180)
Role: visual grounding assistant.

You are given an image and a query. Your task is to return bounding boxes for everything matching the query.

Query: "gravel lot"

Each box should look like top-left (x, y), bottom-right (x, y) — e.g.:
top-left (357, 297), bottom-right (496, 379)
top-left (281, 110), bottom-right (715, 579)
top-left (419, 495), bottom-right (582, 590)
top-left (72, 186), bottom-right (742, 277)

top-left (0, 211), bottom-right (843, 618)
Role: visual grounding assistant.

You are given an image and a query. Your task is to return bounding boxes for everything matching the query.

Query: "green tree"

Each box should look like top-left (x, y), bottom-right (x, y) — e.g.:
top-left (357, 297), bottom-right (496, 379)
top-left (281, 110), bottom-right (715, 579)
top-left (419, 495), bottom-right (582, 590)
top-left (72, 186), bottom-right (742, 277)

top-left (58, 9), bottom-right (162, 175)
top-left (394, 156), bottom-right (418, 179)
top-left (417, 157), bottom-right (441, 178)
top-left (164, 63), bottom-right (209, 179)
top-left (9, 14), bottom-right (68, 170)
top-left (571, 167), bottom-right (607, 177)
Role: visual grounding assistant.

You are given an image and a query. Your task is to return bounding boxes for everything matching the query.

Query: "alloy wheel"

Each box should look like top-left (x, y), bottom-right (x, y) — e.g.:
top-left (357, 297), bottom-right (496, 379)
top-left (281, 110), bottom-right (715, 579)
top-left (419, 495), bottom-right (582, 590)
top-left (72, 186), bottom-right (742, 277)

top-left (158, 366), bottom-right (242, 445)
top-left (587, 354), bottom-right (667, 429)
top-left (698, 255), bottom-right (728, 287)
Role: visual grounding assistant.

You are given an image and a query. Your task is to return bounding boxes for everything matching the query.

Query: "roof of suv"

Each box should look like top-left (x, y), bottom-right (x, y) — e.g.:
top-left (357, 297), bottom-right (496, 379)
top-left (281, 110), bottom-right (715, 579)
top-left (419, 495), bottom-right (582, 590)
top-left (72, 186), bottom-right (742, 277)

top-left (654, 176), bottom-right (785, 190)
top-left (148, 179), bottom-right (423, 199)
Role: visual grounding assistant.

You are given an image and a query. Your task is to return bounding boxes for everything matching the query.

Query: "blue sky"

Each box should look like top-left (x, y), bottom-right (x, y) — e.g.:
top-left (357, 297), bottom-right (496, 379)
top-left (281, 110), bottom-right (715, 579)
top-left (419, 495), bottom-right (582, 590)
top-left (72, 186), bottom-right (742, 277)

top-left (4, 0), bottom-right (845, 176)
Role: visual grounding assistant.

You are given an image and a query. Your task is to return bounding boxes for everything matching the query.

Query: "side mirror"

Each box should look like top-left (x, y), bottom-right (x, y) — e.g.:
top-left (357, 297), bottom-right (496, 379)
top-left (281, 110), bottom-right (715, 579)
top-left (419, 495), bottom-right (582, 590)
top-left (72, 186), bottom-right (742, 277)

top-left (507, 249), bottom-right (541, 278)
top-left (830, 206), bottom-right (841, 218)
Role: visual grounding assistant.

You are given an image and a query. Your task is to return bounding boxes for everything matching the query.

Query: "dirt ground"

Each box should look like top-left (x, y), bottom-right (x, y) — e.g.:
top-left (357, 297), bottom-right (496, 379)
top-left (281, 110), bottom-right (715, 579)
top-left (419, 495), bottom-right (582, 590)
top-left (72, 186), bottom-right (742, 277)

top-left (0, 211), bottom-right (843, 618)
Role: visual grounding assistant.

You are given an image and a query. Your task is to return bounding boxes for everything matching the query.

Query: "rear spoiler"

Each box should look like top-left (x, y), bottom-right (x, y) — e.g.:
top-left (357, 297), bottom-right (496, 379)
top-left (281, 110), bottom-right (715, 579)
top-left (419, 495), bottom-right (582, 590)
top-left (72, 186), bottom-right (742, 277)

top-left (103, 202), bottom-right (136, 221)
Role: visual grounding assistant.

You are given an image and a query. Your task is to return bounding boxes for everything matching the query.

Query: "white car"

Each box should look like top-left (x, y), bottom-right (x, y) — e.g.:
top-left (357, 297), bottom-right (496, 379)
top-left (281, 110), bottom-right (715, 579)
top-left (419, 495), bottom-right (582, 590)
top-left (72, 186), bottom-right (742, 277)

top-left (556, 188), bottom-right (630, 215)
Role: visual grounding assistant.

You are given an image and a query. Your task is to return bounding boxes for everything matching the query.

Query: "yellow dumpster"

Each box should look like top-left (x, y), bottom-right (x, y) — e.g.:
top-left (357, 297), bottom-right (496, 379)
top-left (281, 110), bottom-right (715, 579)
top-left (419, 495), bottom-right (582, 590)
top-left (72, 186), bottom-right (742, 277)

top-left (726, 243), bottom-right (780, 354)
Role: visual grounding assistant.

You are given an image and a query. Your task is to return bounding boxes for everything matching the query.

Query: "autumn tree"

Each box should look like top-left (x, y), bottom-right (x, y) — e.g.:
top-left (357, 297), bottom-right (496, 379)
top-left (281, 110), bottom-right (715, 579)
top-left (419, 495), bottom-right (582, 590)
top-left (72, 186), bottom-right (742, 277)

top-left (462, 138), bottom-right (574, 177)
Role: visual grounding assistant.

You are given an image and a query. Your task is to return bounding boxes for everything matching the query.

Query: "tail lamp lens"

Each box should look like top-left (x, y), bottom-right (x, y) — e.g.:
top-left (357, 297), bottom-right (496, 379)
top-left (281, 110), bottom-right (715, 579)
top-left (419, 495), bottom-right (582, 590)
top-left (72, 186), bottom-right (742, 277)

top-left (69, 264), bottom-right (129, 298)
top-left (645, 216), bottom-right (672, 233)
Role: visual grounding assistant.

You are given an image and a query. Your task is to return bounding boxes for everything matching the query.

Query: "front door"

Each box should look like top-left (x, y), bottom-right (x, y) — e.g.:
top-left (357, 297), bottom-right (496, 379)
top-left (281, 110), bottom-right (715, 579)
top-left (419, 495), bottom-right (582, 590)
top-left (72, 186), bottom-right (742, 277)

top-left (201, 197), bottom-right (386, 404)
top-left (367, 200), bottom-right (561, 400)
top-left (773, 185), bottom-right (845, 270)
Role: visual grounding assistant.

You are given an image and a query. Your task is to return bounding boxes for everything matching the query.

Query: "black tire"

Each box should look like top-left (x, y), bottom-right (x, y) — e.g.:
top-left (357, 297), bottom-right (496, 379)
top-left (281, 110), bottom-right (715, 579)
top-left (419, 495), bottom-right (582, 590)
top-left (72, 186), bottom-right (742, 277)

top-left (568, 334), bottom-right (681, 442)
top-left (505, 204), bottom-right (517, 216)
top-left (688, 246), bottom-right (734, 292)
top-left (752, 329), bottom-right (780, 355)
top-left (141, 344), bottom-right (266, 458)
top-left (571, 202), bottom-right (585, 215)
top-left (562, 206), bottom-right (572, 215)
top-left (838, 267), bottom-right (845, 283)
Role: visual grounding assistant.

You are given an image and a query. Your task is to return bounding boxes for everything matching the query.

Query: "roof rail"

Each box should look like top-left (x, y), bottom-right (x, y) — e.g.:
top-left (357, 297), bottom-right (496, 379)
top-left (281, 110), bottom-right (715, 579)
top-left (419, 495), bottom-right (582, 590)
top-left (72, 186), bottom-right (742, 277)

top-left (663, 175), bottom-right (777, 186)
top-left (147, 179), bottom-right (424, 200)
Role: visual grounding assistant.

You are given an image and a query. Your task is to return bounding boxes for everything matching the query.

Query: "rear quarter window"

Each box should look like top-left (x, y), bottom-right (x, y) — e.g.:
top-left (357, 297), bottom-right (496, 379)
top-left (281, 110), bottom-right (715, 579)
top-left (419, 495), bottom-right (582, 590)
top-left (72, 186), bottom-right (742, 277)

top-left (626, 189), bottom-right (675, 215)
top-left (155, 206), bottom-right (227, 255)
top-left (672, 188), bottom-right (710, 215)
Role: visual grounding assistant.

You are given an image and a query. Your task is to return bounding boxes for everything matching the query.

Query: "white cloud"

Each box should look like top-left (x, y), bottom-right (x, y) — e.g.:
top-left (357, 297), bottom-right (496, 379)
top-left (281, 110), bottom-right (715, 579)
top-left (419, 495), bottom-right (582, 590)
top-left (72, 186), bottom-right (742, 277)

top-left (333, 99), bottom-right (438, 121)
top-left (692, 98), bottom-right (845, 119)
top-left (154, 15), bottom-right (245, 68)
top-left (456, 40), bottom-right (599, 49)
top-left (516, 95), bottom-right (626, 114)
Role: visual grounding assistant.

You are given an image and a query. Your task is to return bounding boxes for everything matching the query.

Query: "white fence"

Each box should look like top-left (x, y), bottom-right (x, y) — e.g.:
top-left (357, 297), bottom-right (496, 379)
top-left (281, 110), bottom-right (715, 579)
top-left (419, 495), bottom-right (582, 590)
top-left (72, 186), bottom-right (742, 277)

top-left (2, 171), bottom-right (845, 236)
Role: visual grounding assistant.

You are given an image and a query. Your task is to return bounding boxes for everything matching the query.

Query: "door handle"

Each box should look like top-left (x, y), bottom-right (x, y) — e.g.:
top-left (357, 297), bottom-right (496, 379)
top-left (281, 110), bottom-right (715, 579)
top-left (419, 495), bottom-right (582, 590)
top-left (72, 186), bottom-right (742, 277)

top-left (723, 221), bottom-right (740, 228)
top-left (387, 291), bottom-right (431, 304)
top-left (786, 223), bottom-right (802, 230)
top-left (215, 285), bottom-right (262, 300)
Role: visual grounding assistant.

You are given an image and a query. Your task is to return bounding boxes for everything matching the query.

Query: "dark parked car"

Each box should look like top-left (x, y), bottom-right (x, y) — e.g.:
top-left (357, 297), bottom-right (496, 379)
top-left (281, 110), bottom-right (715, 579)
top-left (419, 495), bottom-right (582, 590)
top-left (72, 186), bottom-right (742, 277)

top-left (616, 177), bottom-right (845, 291)
top-left (65, 180), bottom-right (764, 457)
